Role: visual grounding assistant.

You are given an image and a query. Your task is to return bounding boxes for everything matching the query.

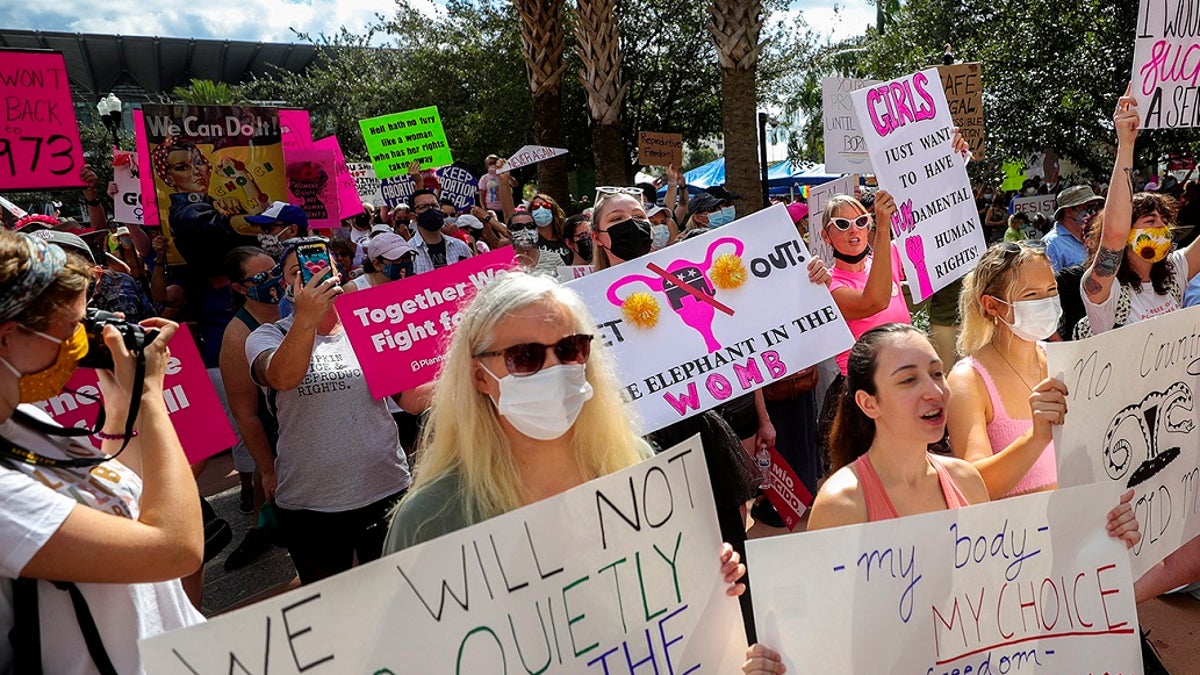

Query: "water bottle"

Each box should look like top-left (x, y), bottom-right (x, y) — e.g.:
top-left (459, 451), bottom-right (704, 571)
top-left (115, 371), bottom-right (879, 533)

top-left (755, 444), bottom-right (771, 490)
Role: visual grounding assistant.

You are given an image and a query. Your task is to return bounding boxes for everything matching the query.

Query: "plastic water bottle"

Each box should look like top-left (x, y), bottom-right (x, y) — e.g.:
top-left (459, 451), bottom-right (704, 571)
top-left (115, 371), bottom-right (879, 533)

top-left (755, 444), bottom-right (771, 490)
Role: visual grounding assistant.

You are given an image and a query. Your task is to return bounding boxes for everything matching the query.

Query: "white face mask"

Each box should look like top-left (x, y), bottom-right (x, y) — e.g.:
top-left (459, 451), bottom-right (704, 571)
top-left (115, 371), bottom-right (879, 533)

top-left (481, 363), bottom-right (594, 440)
top-left (994, 296), bottom-right (1062, 343)
top-left (650, 224), bottom-right (670, 250)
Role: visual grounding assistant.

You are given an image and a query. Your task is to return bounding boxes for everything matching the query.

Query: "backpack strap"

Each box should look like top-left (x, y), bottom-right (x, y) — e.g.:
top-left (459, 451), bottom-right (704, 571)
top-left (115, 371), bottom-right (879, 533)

top-left (10, 578), bottom-right (42, 674)
top-left (53, 582), bottom-right (119, 675)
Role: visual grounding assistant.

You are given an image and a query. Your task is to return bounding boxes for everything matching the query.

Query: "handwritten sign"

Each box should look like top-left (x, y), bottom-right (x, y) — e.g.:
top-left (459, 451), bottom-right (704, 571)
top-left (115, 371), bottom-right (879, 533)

top-left (0, 50), bottom-right (86, 191)
top-left (638, 131), bottom-right (684, 167)
top-left (1134, 0), bottom-right (1200, 128)
top-left (748, 483), bottom-right (1141, 674)
top-left (0, 195), bottom-right (27, 218)
top-left (111, 148), bottom-right (143, 225)
top-left (567, 204), bottom-right (854, 433)
top-left (1011, 194), bottom-right (1057, 219)
top-left (436, 165), bottom-right (478, 211)
top-left (822, 77), bottom-right (880, 174)
top-left (359, 106), bottom-right (453, 179)
top-left (347, 161), bottom-right (383, 205)
top-left (140, 439), bottom-right (749, 673)
top-left (132, 110), bottom-right (159, 226)
top-left (852, 68), bottom-right (987, 302)
top-left (337, 247), bottom-right (517, 398)
top-left (497, 145), bottom-right (569, 173)
top-left (1048, 305), bottom-right (1200, 578)
top-left (32, 324), bottom-right (236, 464)
top-left (937, 62), bottom-right (985, 160)
top-left (312, 136), bottom-right (364, 221)
top-left (279, 108), bottom-right (312, 152)
top-left (806, 174), bottom-right (857, 266)
top-left (285, 147), bottom-right (339, 230)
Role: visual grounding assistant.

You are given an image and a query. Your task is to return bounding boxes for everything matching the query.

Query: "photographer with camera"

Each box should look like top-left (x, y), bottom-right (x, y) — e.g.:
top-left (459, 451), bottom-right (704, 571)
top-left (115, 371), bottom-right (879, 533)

top-left (0, 230), bottom-right (204, 673)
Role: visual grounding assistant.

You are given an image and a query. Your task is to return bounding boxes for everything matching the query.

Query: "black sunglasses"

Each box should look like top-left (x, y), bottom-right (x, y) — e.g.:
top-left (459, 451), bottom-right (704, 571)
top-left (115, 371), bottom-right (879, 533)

top-left (509, 221), bottom-right (536, 231)
top-left (828, 214), bottom-right (872, 231)
top-left (476, 334), bottom-right (594, 376)
top-left (241, 265), bottom-right (282, 285)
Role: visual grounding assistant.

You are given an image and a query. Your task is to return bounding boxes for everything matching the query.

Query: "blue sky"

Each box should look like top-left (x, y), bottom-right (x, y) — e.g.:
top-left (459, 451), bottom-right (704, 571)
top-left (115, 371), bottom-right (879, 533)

top-left (1, 0), bottom-right (873, 45)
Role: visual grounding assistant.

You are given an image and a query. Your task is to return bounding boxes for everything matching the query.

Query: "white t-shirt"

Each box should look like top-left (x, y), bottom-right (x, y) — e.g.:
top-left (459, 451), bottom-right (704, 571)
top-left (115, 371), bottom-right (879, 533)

top-left (0, 405), bottom-right (203, 674)
top-left (1083, 249), bottom-right (1189, 334)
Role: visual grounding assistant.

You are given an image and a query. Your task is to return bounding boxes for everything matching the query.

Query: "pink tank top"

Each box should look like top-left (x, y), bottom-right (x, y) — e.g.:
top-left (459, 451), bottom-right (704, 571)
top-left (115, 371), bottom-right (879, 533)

top-left (960, 356), bottom-right (1057, 497)
top-left (852, 453), bottom-right (971, 521)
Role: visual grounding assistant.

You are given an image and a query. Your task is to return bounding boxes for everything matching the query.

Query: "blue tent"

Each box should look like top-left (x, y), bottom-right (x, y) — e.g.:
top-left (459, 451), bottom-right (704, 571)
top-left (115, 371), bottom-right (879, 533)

top-left (658, 157), bottom-right (845, 197)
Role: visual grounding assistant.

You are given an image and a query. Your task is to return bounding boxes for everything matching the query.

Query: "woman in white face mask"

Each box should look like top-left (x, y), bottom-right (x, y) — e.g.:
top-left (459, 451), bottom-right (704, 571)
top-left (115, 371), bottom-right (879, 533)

top-left (945, 241), bottom-right (1064, 499)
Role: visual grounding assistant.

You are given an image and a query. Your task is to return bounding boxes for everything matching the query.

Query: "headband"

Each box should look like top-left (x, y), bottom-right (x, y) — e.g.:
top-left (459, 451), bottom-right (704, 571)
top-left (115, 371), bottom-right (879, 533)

top-left (0, 235), bottom-right (66, 322)
top-left (152, 137), bottom-right (211, 186)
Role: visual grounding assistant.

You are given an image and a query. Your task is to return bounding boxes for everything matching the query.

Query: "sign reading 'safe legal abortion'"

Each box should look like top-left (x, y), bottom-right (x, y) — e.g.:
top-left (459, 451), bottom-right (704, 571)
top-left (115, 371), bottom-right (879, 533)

top-left (567, 205), bottom-right (854, 433)
top-left (140, 440), bottom-right (749, 673)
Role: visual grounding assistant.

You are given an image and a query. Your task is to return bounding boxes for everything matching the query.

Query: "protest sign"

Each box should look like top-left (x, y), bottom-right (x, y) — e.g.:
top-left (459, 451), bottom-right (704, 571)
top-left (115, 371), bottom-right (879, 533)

top-left (761, 446), bottom-right (810, 531)
top-left (498, 145), bottom-right (569, 173)
top-left (380, 175), bottom-right (414, 208)
top-left (806, 174), bottom-right (858, 266)
top-left (142, 105), bottom-right (286, 264)
top-left (0, 195), bottom-right (27, 218)
top-left (279, 108), bottom-right (312, 152)
top-left (557, 264), bottom-right (596, 283)
top-left (1012, 194), bottom-right (1057, 219)
top-left (436, 164), bottom-right (478, 211)
top-left (337, 247), bottom-right (517, 399)
top-left (1133, 0), bottom-right (1200, 128)
top-left (359, 106), bottom-right (453, 179)
top-left (0, 50), bottom-right (86, 191)
top-left (638, 131), bottom-right (684, 167)
top-left (32, 324), bottom-right (235, 464)
top-left (132, 110), bottom-right (159, 226)
top-left (347, 161), bottom-right (384, 205)
top-left (312, 135), bottom-right (364, 221)
top-left (748, 483), bottom-right (1141, 674)
top-left (285, 147), bottom-right (340, 230)
top-left (822, 76), bottom-right (880, 174)
top-left (852, 68), bottom-right (988, 302)
top-left (937, 62), bottom-right (985, 160)
top-left (111, 148), bottom-right (143, 225)
top-left (141, 438), bottom-right (749, 673)
top-left (566, 204), bottom-right (854, 433)
top-left (1047, 305), bottom-right (1200, 578)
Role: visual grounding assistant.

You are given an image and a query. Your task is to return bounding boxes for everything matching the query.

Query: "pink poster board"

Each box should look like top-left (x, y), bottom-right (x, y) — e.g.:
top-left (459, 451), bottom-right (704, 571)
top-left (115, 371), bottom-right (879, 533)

top-left (336, 247), bottom-right (517, 398)
top-left (285, 147), bottom-right (340, 229)
top-left (280, 109), bottom-right (313, 152)
top-left (132, 109), bottom-right (160, 226)
top-left (313, 136), bottom-right (365, 221)
top-left (31, 324), bottom-right (237, 464)
top-left (0, 50), bottom-right (86, 191)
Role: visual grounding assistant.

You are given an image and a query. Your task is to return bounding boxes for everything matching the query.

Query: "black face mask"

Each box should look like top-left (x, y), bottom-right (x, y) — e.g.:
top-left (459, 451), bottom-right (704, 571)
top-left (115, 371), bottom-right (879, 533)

top-left (416, 208), bottom-right (445, 232)
top-left (832, 248), bottom-right (870, 264)
top-left (575, 237), bottom-right (594, 262)
top-left (604, 218), bottom-right (652, 262)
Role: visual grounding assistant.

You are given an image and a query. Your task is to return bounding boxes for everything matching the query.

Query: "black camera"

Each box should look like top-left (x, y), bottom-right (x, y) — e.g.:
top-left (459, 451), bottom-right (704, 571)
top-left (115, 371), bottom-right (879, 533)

top-left (77, 308), bottom-right (159, 370)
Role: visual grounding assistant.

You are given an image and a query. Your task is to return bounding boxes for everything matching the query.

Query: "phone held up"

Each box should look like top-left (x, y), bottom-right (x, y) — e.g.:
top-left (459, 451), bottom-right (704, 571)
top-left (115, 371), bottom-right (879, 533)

top-left (295, 240), bottom-right (336, 286)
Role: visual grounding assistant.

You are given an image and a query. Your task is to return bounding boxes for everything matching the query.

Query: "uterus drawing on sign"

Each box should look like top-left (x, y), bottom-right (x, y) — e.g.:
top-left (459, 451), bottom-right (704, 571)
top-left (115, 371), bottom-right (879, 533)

top-left (606, 236), bottom-right (747, 353)
top-left (891, 199), bottom-right (932, 298)
top-left (1102, 381), bottom-right (1194, 488)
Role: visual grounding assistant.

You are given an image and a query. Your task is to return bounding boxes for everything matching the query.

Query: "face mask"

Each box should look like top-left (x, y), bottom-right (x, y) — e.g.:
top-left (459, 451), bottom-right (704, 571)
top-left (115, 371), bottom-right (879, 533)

top-left (257, 234), bottom-right (284, 258)
top-left (284, 284), bottom-right (296, 304)
top-left (532, 207), bottom-right (554, 227)
top-left (382, 260), bottom-right (414, 281)
top-left (707, 206), bottom-right (736, 228)
top-left (575, 237), bottom-right (593, 262)
top-left (417, 208), bottom-right (445, 232)
top-left (1128, 226), bottom-right (1172, 263)
top-left (1, 324), bottom-right (88, 402)
top-left (651, 224), bottom-right (670, 250)
top-left (604, 218), bottom-right (653, 261)
top-left (512, 228), bottom-right (539, 249)
top-left (482, 363), bottom-right (594, 440)
top-left (994, 296), bottom-right (1063, 343)
top-left (245, 276), bottom-right (283, 305)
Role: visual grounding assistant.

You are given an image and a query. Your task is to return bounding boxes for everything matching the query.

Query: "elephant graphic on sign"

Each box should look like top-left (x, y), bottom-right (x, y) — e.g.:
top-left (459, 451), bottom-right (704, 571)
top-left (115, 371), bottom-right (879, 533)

top-left (1102, 381), bottom-right (1194, 488)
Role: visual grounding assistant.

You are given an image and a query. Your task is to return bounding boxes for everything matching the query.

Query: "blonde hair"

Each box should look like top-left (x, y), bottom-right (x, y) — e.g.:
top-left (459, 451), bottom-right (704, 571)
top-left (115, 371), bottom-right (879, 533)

top-left (408, 272), bottom-right (645, 525)
top-left (957, 242), bottom-right (1051, 355)
top-left (590, 193), bottom-right (643, 271)
top-left (821, 195), bottom-right (868, 229)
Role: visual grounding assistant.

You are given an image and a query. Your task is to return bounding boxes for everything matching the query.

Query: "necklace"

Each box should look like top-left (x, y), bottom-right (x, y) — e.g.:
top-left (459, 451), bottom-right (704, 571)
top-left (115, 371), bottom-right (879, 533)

top-left (990, 342), bottom-right (1036, 390)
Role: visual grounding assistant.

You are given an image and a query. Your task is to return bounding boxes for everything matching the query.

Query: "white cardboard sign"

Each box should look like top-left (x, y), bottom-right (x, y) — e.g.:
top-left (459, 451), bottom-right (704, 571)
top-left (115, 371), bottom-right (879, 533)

top-left (1132, 0), bottom-right (1200, 129)
top-left (823, 77), bottom-right (880, 173)
top-left (806, 174), bottom-right (857, 265)
top-left (497, 145), bottom-right (569, 173)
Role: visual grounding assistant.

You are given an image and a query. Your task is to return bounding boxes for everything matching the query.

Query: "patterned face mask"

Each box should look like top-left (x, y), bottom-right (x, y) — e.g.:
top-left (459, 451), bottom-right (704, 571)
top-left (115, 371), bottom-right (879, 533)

top-left (1127, 226), bottom-right (1172, 263)
top-left (1, 324), bottom-right (88, 403)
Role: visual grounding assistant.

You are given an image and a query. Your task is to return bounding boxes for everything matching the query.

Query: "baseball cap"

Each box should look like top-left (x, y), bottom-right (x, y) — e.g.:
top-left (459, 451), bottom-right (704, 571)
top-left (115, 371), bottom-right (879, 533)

top-left (246, 201), bottom-right (309, 229)
top-left (786, 202), bottom-right (809, 224)
top-left (647, 205), bottom-right (670, 219)
top-left (368, 232), bottom-right (414, 261)
top-left (29, 229), bottom-right (96, 264)
top-left (687, 192), bottom-right (724, 218)
top-left (370, 224), bottom-right (393, 237)
top-left (456, 214), bottom-right (484, 231)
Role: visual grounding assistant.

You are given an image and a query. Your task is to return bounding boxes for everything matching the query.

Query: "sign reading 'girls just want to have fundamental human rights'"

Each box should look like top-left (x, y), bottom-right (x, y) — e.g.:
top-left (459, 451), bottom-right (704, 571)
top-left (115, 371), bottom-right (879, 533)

top-left (851, 68), bottom-right (987, 303)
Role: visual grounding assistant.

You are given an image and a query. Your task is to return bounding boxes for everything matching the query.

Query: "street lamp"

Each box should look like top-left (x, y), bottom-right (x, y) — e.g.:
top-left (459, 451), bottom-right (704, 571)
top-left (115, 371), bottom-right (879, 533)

top-left (97, 93), bottom-right (122, 149)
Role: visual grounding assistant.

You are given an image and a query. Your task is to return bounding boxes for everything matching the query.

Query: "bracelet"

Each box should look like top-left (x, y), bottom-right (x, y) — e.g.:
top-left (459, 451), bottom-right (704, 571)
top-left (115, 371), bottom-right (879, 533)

top-left (95, 430), bottom-right (138, 441)
top-left (84, 197), bottom-right (101, 206)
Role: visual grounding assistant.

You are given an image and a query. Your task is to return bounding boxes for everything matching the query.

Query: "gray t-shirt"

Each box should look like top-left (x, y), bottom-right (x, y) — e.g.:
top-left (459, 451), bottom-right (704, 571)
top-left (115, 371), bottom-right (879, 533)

top-left (245, 316), bottom-right (411, 512)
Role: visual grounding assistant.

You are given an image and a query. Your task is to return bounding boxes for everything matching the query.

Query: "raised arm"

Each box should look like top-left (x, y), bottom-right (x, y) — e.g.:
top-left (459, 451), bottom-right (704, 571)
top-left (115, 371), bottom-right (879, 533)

top-left (1083, 85), bottom-right (1139, 305)
top-left (830, 191), bottom-right (897, 321)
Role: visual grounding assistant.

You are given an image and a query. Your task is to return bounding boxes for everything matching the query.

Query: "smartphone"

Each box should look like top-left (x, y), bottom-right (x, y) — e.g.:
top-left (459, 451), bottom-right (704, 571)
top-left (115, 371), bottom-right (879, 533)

top-left (295, 241), bottom-right (335, 286)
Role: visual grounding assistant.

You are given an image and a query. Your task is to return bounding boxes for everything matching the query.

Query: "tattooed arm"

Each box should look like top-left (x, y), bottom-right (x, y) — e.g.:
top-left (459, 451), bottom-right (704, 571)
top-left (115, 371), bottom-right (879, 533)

top-left (1084, 84), bottom-right (1139, 304)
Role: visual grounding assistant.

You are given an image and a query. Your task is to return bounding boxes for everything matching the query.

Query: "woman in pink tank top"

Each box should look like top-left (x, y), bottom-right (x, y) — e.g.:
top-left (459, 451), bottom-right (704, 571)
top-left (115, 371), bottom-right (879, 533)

top-left (947, 242), bottom-right (1063, 499)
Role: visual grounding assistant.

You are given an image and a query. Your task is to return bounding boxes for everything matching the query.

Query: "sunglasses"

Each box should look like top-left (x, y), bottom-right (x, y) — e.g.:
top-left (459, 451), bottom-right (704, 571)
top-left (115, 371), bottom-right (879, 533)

top-left (509, 221), bottom-right (536, 231)
top-left (241, 265), bottom-right (282, 285)
top-left (828, 214), bottom-right (873, 231)
top-left (596, 186), bottom-right (644, 197)
top-left (476, 334), bottom-right (594, 376)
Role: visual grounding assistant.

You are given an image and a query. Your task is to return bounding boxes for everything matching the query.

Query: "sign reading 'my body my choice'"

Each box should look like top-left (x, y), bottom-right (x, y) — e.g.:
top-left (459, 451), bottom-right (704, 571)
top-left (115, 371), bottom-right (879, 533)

top-left (1133, 0), bottom-right (1200, 129)
top-left (360, 106), bottom-right (453, 179)
top-left (748, 483), bottom-right (1141, 674)
top-left (0, 50), bottom-right (86, 191)
top-left (852, 68), bottom-right (987, 303)
top-left (141, 439), bottom-right (749, 673)
top-left (1048, 305), bottom-right (1200, 579)
top-left (567, 205), bottom-right (854, 433)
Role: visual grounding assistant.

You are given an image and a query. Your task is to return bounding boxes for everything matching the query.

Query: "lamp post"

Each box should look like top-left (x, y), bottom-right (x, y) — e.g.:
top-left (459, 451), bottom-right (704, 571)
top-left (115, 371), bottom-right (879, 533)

top-left (97, 93), bottom-right (122, 149)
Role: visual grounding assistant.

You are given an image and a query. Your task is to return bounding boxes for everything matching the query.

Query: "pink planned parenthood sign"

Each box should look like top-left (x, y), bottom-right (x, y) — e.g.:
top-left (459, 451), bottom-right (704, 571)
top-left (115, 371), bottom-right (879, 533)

top-left (337, 247), bottom-right (517, 398)
top-left (0, 50), bottom-right (86, 191)
top-left (31, 324), bottom-right (237, 463)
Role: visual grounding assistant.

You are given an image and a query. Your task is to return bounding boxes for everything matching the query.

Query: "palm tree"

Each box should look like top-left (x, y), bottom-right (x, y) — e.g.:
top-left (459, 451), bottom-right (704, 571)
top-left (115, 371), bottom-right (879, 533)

top-left (170, 79), bottom-right (245, 105)
top-left (575, 0), bottom-right (629, 186)
top-left (708, 0), bottom-right (766, 214)
top-left (513, 0), bottom-right (570, 205)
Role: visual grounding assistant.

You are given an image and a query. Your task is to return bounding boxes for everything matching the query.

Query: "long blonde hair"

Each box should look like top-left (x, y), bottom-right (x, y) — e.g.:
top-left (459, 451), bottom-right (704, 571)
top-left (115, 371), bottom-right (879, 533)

top-left (590, 193), bottom-right (642, 271)
top-left (409, 272), bottom-right (645, 521)
top-left (957, 242), bottom-right (1051, 355)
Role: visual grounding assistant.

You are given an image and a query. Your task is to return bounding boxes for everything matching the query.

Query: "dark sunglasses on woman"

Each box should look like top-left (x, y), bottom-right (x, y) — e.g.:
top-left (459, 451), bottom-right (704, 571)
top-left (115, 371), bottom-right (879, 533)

top-left (241, 265), bottom-right (282, 286)
top-left (476, 334), bottom-right (593, 376)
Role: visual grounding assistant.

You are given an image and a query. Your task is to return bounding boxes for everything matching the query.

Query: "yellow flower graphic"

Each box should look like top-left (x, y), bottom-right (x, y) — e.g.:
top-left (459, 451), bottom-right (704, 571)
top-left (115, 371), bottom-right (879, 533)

top-left (710, 253), bottom-right (747, 289)
top-left (621, 292), bottom-right (660, 329)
